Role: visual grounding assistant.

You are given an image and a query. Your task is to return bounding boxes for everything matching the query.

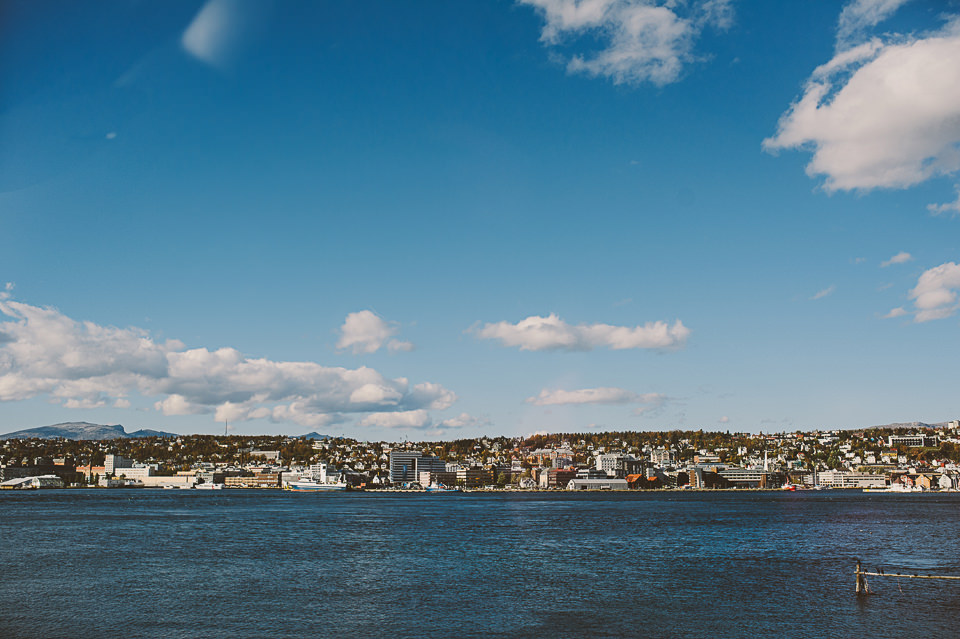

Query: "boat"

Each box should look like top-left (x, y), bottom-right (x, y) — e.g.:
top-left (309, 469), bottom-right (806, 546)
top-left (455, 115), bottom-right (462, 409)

top-left (195, 483), bottom-right (223, 490)
top-left (424, 483), bottom-right (461, 492)
top-left (286, 479), bottom-right (346, 491)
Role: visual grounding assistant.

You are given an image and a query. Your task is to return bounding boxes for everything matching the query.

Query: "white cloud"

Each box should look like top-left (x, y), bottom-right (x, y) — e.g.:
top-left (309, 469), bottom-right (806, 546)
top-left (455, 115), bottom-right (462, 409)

top-left (438, 412), bottom-right (488, 429)
top-left (883, 307), bottom-right (908, 319)
top-left (387, 339), bottom-right (415, 353)
top-left (881, 251), bottom-right (913, 267)
top-left (520, 0), bottom-right (733, 86)
top-left (811, 285), bottom-right (836, 300)
top-left (764, 17), bottom-right (960, 192)
top-left (359, 409), bottom-right (431, 429)
top-left (527, 387), bottom-right (669, 416)
top-left (718, 415), bottom-right (730, 423)
top-left (0, 297), bottom-right (454, 427)
top-left (336, 310), bottom-right (412, 355)
top-left (475, 313), bottom-right (690, 351)
top-left (182, 0), bottom-right (265, 70)
top-left (527, 387), bottom-right (640, 405)
top-left (908, 261), bottom-right (960, 322)
top-left (928, 188), bottom-right (960, 217)
top-left (836, 0), bottom-right (912, 50)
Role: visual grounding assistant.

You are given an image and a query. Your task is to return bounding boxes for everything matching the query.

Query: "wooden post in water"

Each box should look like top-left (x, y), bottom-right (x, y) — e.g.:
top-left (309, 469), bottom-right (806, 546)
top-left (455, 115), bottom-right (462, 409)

top-left (855, 559), bottom-right (864, 595)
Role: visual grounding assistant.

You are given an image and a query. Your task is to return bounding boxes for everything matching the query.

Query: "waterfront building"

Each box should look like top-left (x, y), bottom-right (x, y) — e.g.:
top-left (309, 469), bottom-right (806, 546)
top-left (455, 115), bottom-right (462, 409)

top-left (538, 467), bottom-right (577, 489)
top-left (566, 477), bottom-right (629, 491)
top-left (0, 474), bottom-right (64, 489)
top-left (417, 456), bottom-right (447, 474)
top-left (104, 454), bottom-right (132, 474)
top-left (112, 466), bottom-right (156, 480)
top-left (389, 451), bottom-right (421, 483)
top-left (456, 467), bottom-right (494, 488)
top-left (718, 468), bottom-right (771, 488)
top-left (418, 470), bottom-right (458, 487)
top-left (389, 452), bottom-right (445, 484)
top-left (224, 473), bottom-right (281, 488)
top-left (816, 471), bottom-right (887, 488)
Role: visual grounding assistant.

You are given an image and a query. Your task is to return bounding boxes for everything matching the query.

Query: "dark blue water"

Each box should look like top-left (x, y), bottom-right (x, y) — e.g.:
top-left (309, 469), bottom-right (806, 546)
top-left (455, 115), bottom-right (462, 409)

top-left (2, 490), bottom-right (959, 638)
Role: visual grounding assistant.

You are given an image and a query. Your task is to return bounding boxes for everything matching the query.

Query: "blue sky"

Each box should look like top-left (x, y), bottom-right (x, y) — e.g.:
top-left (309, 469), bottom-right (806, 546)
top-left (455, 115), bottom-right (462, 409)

top-left (2, 0), bottom-right (959, 438)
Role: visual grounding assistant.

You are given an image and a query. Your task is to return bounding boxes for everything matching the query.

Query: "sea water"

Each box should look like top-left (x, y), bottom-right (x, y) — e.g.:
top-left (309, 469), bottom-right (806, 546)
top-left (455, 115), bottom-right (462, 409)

top-left (1, 490), bottom-right (958, 638)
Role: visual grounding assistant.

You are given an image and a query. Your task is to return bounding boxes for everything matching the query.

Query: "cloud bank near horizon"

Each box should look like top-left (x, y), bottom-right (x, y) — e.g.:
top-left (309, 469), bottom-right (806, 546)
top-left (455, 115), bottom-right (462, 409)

top-left (0, 295), bottom-right (454, 429)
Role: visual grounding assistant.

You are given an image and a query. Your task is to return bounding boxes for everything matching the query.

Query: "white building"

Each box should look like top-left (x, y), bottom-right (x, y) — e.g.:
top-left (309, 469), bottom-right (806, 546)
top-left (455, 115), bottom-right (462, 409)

top-left (816, 471), bottom-right (886, 488)
top-left (567, 478), bottom-right (629, 491)
top-left (595, 454), bottom-right (622, 475)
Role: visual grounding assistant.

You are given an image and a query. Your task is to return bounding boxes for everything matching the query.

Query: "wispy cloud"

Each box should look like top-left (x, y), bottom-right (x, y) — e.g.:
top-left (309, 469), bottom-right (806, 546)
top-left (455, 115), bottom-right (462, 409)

top-left (181, 0), bottom-right (267, 70)
top-left (880, 251), bottom-right (913, 267)
top-left (836, 0), bottom-right (912, 50)
top-left (527, 387), bottom-right (641, 405)
top-left (336, 310), bottom-right (413, 355)
top-left (527, 387), bottom-right (670, 416)
top-left (764, 6), bottom-right (960, 193)
top-left (928, 188), bottom-right (960, 217)
top-left (475, 313), bottom-right (689, 351)
top-left (0, 297), bottom-right (453, 428)
top-left (882, 307), bottom-right (908, 319)
top-left (439, 412), bottom-right (489, 430)
top-left (811, 285), bottom-right (836, 300)
top-left (358, 409), bottom-right (430, 429)
top-left (519, 0), bottom-right (733, 86)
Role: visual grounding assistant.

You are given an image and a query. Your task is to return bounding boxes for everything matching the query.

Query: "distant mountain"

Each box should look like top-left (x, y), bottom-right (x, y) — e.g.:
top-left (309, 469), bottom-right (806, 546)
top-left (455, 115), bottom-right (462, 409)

top-left (869, 421), bottom-right (949, 431)
top-left (301, 432), bottom-right (332, 440)
top-left (0, 422), bottom-right (178, 440)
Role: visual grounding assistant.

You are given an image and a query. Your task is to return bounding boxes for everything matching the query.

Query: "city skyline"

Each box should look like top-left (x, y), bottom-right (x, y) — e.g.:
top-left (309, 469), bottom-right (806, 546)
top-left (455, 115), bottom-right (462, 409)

top-left (2, 0), bottom-right (959, 438)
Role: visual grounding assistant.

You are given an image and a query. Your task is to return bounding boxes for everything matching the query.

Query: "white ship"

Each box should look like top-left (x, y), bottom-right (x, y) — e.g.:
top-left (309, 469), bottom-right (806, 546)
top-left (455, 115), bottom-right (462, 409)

top-left (286, 479), bottom-right (346, 491)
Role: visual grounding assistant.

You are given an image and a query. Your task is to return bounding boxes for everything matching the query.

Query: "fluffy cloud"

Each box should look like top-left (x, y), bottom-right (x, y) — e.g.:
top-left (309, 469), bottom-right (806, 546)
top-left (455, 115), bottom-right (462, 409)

top-left (764, 13), bottom-right (960, 192)
top-left (882, 307), bottom-right (908, 319)
top-left (475, 313), bottom-right (689, 351)
top-left (0, 298), bottom-right (454, 427)
top-left (336, 310), bottom-right (413, 354)
top-left (907, 262), bottom-right (960, 322)
top-left (880, 251), bottom-right (912, 267)
top-left (520, 0), bottom-right (733, 86)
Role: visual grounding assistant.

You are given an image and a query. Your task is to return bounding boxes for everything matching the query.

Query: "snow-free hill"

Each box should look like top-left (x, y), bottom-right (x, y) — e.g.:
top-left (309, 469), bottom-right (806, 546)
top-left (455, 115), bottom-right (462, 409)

top-left (0, 422), bottom-right (178, 440)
